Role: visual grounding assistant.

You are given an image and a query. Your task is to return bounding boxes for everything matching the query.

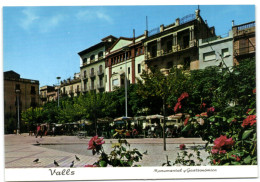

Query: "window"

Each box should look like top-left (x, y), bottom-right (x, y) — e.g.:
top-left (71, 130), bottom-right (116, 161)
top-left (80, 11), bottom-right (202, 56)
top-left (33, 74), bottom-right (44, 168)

top-left (112, 79), bottom-right (119, 86)
top-left (99, 65), bottom-right (103, 73)
top-left (31, 86), bottom-right (36, 94)
top-left (84, 80), bottom-right (87, 91)
top-left (98, 51), bottom-right (103, 58)
top-left (15, 84), bottom-right (20, 91)
top-left (135, 48), bottom-right (139, 56)
top-left (31, 97), bottom-right (36, 107)
top-left (138, 64), bottom-right (141, 73)
top-left (128, 67), bottom-right (130, 74)
top-left (222, 48), bottom-right (230, 58)
top-left (203, 51), bottom-right (216, 61)
top-left (90, 55), bottom-right (95, 61)
top-left (140, 48), bottom-right (143, 54)
top-left (84, 70), bottom-right (87, 78)
top-left (83, 58), bottom-right (87, 64)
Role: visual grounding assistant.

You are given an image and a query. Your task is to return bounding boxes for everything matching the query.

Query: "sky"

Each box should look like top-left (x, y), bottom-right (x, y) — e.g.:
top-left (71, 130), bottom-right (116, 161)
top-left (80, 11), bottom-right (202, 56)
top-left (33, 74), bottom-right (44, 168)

top-left (2, 4), bottom-right (256, 87)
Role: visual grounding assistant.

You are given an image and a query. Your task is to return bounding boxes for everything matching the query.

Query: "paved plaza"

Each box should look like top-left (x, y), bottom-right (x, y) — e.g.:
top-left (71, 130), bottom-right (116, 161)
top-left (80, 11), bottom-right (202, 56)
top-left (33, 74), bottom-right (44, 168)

top-left (5, 134), bottom-right (209, 168)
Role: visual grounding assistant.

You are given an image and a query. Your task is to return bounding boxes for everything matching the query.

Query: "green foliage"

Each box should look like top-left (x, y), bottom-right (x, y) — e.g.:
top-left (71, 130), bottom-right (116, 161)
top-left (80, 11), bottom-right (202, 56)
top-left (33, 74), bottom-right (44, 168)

top-left (90, 138), bottom-right (143, 167)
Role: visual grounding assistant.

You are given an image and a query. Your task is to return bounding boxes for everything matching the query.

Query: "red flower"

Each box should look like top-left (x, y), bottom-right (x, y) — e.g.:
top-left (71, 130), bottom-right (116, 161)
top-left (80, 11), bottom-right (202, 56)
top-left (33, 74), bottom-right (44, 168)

top-left (84, 164), bottom-right (98, 167)
top-left (218, 150), bottom-right (226, 154)
top-left (184, 117), bottom-right (189, 126)
top-left (200, 102), bottom-right (207, 109)
top-left (236, 156), bottom-right (241, 162)
top-left (225, 137), bottom-right (235, 147)
top-left (174, 102), bottom-right (182, 113)
top-left (242, 115), bottom-right (256, 128)
top-left (179, 144), bottom-right (186, 150)
top-left (177, 92), bottom-right (189, 102)
top-left (253, 88), bottom-right (256, 94)
top-left (213, 159), bottom-right (220, 165)
top-left (214, 135), bottom-right (227, 149)
top-left (211, 148), bottom-right (219, 154)
top-left (231, 155), bottom-right (241, 162)
top-left (88, 136), bottom-right (105, 154)
top-left (207, 107), bottom-right (215, 113)
top-left (246, 109), bottom-right (252, 114)
top-left (200, 112), bottom-right (208, 117)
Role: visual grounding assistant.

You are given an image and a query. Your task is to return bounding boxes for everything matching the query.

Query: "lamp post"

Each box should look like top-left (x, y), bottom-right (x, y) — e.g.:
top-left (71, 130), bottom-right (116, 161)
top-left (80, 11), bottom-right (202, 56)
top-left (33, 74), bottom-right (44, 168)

top-left (56, 77), bottom-right (61, 107)
top-left (15, 89), bottom-right (21, 135)
top-left (122, 46), bottom-right (130, 117)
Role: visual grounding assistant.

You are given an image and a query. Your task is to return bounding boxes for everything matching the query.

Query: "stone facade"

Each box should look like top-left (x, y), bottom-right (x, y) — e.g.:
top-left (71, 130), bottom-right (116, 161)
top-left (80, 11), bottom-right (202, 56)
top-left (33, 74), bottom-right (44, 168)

top-left (232, 21), bottom-right (255, 65)
top-left (142, 10), bottom-right (216, 73)
top-left (4, 71), bottom-right (40, 133)
top-left (60, 73), bottom-right (81, 97)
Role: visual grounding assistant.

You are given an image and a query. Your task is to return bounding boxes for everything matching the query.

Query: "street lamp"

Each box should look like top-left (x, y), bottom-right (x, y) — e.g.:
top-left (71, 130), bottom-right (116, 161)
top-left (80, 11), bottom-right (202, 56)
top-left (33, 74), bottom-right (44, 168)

top-left (122, 46), bottom-right (130, 117)
top-left (15, 89), bottom-right (21, 135)
top-left (56, 76), bottom-right (61, 107)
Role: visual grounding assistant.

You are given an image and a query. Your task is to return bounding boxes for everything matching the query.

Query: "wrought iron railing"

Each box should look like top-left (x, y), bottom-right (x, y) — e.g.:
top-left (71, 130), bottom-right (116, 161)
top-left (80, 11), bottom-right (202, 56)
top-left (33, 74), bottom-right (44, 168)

top-left (180, 13), bottom-right (195, 25)
top-left (148, 27), bottom-right (160, 37)
top-left (237, 22), bottom-right (255, 31)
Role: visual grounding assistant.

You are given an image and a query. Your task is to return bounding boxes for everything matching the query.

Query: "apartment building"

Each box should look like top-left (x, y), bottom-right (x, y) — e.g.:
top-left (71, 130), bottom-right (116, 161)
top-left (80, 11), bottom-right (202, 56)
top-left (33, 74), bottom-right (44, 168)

top-left (40, 85), bottom-right (56, 104)
top-left (232, 21), bottom-right (255, 65)
top-left (60, 73), bottom-right (81, 97)
top-left (78, 35), bottom-right (117, 93)
top-left (142, 9), bottom-right (216, 73)
top-left (105, 33), bottom-right (145, 92)
top-left (199, 31), bottom-right (233, 69)
top-left (4, 70), bottom-right (40, 133)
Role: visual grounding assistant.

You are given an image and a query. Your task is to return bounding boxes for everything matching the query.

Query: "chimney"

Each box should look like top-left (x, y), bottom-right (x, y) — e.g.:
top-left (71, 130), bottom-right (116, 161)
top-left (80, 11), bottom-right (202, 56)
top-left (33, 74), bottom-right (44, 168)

top-left (144, 30), bottom-right (148, 38)
top-left (195, 9), bottom-right (200, 19)
top-left (160, 24), bottom-right (164, 32)
top-left (232, 20), bottom-right (235, 27)
top-left (176, 18), bottom-right (180, 26)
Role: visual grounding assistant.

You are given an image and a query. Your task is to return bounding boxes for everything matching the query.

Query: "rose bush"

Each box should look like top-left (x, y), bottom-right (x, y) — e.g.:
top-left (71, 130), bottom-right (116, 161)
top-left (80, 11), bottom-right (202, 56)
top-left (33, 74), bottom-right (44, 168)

top-left (86, 136), bottom-right (143, 167)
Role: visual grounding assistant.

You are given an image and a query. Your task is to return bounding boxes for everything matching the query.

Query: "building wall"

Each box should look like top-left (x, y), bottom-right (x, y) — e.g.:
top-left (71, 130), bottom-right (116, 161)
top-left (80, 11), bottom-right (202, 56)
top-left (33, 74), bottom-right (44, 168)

top-left (232, 21), bottom-right (255, 65)
top-left (199, 31), bottom-right (233, 69)
top-left (60, 79), bottom-right (81, 97)
top-left (4, 71), bottom-right (40, 133)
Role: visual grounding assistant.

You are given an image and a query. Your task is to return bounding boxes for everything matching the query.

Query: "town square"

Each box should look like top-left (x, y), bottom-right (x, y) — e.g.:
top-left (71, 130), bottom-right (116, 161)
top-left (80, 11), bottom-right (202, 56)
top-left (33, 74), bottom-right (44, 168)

top-left (2, 3), bottom-right (258, 181)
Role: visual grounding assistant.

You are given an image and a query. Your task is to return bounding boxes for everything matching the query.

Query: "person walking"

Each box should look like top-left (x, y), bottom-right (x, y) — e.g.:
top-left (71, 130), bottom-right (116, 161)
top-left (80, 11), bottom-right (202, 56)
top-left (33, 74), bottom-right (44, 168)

top-left (52, 126), bottom-right (56, 137)
top-left (35, 125), bottom-right (41, 138)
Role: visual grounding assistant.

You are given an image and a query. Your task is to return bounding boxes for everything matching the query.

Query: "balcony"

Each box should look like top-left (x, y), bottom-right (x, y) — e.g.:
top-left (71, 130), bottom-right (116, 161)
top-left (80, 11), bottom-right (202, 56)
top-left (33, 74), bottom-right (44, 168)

top-left (89, 85), bottom-right (95, 91)
top-left (89, 72), bottom-right (96, 78)
top-left (97, 82), bottom-right (104, 90)
top-left (234, 45), bottom-right (255, 57)
top-left (97, 69), bottom-right (104, 76)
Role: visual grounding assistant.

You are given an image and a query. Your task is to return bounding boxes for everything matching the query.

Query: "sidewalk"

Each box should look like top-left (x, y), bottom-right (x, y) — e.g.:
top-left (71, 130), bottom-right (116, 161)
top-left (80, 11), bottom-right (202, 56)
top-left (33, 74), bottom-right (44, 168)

top-left (5, 134), bottom-right (209, 168)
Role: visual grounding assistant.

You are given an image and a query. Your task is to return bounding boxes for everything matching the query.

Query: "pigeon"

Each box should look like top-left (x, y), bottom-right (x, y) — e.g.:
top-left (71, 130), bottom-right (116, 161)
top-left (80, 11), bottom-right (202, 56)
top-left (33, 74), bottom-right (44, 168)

top-left (36, 141), bottom-right (40, 144)
top-left (75, 155), bottom-right (80, 161)
top-left (33, 158), bottom-right (39, 163)
top-left (70, 161), bottom-right (74, 168)
top-left (54, 160), bottom-right (59, 167)
top-left (143, 150), bottom-right (148, 155)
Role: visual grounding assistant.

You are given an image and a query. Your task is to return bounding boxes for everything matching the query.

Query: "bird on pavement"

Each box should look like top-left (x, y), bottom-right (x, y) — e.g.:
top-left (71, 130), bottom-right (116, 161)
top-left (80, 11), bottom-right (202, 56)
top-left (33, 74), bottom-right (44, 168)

top-left (33, 158), bottom-right (39, 163)
top-left (75, 155), bottom-right (80, 161)
top-left (70, 161), bottom-right (74, 168)
top-left (143, 150), bottom-right (148, 155)
top-left (36, 141), bottom-right (40, 144)
top-left (54, 160), bottom-right (59, 167)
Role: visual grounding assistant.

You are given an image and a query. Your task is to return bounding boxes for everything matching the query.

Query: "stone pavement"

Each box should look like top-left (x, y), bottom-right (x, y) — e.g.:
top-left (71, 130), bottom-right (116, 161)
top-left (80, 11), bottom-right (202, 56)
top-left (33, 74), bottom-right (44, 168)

top-left (4, 134), bottom-right (209, 168)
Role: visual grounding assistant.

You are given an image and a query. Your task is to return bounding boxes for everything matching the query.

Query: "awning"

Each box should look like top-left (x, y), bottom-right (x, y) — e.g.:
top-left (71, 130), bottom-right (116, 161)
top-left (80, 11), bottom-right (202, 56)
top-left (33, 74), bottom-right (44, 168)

top-left (77, 119), bottom-right (93, 125)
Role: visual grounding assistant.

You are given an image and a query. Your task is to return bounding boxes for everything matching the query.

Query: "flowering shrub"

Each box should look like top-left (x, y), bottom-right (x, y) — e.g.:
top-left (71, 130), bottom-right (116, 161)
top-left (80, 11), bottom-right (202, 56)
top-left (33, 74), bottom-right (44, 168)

top-left (87, 136), bottom-right (105, 155)
top-left (86, 136), bottom-right (143, 167)
top-left (179, 144), bottom-right (186, 150)
top-left (174, 92), bottom-right (189, 113)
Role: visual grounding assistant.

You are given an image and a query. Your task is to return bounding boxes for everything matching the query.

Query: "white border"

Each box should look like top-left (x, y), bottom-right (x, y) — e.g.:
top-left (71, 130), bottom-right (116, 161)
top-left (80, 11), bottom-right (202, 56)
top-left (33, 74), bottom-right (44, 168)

top-left (1, 0), bottom-right (259, 182)
top-left (5, 166), bottom-right (259, 181)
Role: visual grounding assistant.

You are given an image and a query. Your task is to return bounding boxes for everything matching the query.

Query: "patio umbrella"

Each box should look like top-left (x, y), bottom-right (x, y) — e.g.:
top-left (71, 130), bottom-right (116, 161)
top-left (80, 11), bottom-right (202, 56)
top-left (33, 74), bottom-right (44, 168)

top-left (97, 117), bottom-right (113, 123)
top-left (134, 116), bottom-right (147, 120)
top-left (146, 114), bottom-right (164, 120)
top-left (77, 119), bottom-right (92, 125)
top-left (114, 116), bottom-right (132, 121)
